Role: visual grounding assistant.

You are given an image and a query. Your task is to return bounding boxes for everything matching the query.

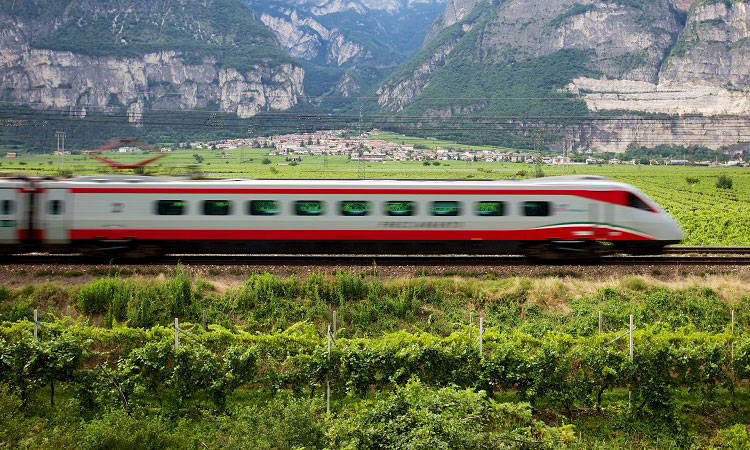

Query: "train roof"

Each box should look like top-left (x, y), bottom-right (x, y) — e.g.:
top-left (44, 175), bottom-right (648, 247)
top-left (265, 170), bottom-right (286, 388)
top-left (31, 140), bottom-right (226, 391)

top-left (35, 174), bottom-right (630, 190)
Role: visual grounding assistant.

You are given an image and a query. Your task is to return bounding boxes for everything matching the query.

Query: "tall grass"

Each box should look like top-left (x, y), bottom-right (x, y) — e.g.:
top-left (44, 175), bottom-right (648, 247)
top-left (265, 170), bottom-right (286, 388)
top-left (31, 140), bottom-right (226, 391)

top-left (2, 271), bottom-right (749, 337)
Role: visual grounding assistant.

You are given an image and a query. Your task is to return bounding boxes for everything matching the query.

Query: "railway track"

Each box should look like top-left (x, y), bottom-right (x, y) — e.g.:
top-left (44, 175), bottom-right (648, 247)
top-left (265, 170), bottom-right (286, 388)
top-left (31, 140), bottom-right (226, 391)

top-left (3, 249), bottom-right (750, 266)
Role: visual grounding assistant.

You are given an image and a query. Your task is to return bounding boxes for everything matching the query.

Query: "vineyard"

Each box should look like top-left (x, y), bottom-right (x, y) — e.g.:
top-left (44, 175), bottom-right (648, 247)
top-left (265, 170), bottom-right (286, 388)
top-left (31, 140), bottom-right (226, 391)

top-left (1, 269), bottom-right (750, 448)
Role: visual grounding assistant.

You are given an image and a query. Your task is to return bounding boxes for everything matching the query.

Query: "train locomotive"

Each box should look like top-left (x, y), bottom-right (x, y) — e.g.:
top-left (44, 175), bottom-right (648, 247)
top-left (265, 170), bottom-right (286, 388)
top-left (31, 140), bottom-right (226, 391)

top-left (0, 175), bottom-right (682, 259)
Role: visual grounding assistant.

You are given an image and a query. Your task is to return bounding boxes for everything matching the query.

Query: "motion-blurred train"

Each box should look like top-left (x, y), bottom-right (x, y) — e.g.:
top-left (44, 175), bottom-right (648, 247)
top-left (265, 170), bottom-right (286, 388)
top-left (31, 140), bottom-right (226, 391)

top-left (0, 175), bottom-right (682, 259)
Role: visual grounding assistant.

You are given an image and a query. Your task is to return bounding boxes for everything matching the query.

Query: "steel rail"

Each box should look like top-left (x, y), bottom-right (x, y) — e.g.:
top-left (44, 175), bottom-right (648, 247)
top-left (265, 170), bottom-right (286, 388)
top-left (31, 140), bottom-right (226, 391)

top-left (663, 246), bottom-right (750, 254)
top-left (3, 253), bottom-right (750, 266)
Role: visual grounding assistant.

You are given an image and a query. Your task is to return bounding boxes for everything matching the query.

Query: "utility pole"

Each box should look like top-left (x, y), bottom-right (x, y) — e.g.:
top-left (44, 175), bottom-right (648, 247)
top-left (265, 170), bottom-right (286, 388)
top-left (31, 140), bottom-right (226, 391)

top-left (533, 128), bottom-right (544, 178)
top-left (55, 131), bottom-right (66, 172)
top-left (358, 105), bottom-right (365, 179)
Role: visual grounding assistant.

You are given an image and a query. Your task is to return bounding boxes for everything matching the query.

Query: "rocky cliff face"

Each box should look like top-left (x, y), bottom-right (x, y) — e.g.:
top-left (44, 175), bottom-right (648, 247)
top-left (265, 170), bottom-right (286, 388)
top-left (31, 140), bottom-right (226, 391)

top-left (377, 0), bottom-right (750, 152)
top-left (565, 0), bottom-right (750, 119)
top-left (0, 47), bottom-right (304, 121)
top-left (424, 0), bottom-right (484, 42)
top-left (0, 0), bottom-right (305, 121)
top-left (661, 0), bottom-right (750, 89)
top-left (378, 0), bottom-right (684, 111)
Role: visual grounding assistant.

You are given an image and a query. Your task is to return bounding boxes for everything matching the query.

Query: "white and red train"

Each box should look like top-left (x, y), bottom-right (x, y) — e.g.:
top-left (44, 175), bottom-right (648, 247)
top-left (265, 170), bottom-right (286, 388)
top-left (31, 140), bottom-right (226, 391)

top-left (0, 175), bottom-right (682, 259)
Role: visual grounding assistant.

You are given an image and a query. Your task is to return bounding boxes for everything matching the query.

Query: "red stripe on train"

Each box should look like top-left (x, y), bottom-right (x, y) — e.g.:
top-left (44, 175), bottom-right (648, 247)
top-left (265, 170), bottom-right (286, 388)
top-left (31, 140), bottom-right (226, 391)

top-left (69, 228), bottom-right (654, 241)
top-left (18, 229), bottom-right (44, 240)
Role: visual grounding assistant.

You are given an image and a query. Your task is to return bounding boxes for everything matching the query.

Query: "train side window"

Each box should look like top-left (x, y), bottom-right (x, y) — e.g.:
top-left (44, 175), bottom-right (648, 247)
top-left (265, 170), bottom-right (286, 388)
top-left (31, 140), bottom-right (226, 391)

top-left (48, 200), bottom-right (63, 215)
top-left (340, 201), bottom-right (370, 216)
top-left (1, 200), bottom-right (13, 215)
top-left (431, 201), bottom-right (460, 216)
top-left (627, 193), bottom-right (652, 212)
top-left (295, 200), bottom-right (324, 216)
top-left (203, 200), bottom-right (231, 216)
top-left (385, 201), bottom-right (414, 216)
top-left (523, 201), bottom-right (551, 217)
top-left (249, 200), bottom-right (280, 216)
top-left (156, 200), bottom-right (186, 215)
top-left (475, 201), bottom-right (505, 216)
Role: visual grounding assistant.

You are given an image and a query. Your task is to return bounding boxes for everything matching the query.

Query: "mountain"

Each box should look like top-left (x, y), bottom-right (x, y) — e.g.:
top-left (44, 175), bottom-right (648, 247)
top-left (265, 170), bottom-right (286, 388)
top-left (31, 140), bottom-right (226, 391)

top-left (244, 0), bottom-right (446, 99)
top-left (374, 0), bottom-right (750, 152)
top-left (0, 0), bottom-right (304, 122)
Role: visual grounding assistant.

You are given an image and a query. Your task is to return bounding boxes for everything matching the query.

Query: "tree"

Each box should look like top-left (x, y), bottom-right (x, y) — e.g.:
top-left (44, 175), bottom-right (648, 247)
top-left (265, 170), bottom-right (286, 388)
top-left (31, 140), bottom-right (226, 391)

top-left (0, 337), bottom-right (36, 407)
top-left (26, 335), bottom-right (85, 406)
top-left (716, 175), bottom-right (733, 189)
top-left (262, 157), bottom-right (272, 165)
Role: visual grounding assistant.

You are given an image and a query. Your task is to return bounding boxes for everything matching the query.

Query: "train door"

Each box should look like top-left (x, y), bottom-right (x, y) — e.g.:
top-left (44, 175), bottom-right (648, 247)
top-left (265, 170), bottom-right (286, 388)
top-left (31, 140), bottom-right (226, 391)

top-left (39, 188), bottom-right (71, 244)
top-left (0, 187), bottom-right (20, 244)
top-left (589, 202), bottom-right (614, 240)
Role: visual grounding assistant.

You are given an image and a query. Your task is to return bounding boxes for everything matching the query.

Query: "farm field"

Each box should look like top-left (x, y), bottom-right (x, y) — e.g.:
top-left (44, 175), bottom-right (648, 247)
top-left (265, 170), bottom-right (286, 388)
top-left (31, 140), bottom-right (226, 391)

top-left (2, 147), bottom-right (750, 246)
top-left (1, 268), bottom-right (750, 448)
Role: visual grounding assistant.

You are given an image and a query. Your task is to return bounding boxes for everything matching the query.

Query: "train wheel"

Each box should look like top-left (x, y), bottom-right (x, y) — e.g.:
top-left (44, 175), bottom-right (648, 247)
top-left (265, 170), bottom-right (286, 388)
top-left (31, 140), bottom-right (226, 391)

top-left (522, 241), bottom-right (611, 262)
top-left (81, 241), bottom-right (164, 261)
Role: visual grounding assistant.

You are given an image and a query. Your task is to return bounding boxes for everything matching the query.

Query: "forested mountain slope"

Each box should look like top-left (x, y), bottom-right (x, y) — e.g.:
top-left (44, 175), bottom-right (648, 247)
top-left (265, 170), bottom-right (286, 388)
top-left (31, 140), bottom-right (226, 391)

top-left (373, 0), bottom-right (750, 151)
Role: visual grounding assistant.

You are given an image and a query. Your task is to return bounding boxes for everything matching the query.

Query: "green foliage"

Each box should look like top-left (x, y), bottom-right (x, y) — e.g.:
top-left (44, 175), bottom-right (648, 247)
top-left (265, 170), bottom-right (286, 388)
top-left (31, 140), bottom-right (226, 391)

top-left (223, 393), bottom-right (326, 449)
top-left (77, 278), bottom-right (128, 314)
top-left (172, 345), bottom-right (223, 406)
top-left (708, 424), bottom-right (750, 449)
top-left (717, 174), bottom-right (734, 189)
top-left (327, 379), bottom-right (573, 449)
top-left (30, 0), bottom-right (294, 73)
top-left (0, 335), bottom-right (85, 407)
top-left (120, 341), bottom-right (173, 407)
top-left (261, 157), bottom-right (272, 165)
top-left (686, 175), bottom-right (700, 185)
top-left (0, 337), bottom-right (37, 406)
top-left (78, 409), bottom-right (190, 450)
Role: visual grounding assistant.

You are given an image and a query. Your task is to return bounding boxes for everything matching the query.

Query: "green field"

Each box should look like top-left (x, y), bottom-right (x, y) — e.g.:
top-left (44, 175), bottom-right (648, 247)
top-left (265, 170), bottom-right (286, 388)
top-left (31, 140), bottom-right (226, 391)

top-left (2, 148), bottom-right (750, 246)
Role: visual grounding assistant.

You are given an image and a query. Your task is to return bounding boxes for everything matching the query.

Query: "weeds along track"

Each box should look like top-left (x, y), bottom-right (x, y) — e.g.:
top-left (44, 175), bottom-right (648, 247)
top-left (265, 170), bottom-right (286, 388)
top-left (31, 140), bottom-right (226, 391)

top-left (4, 248), bottom-right (750, 266)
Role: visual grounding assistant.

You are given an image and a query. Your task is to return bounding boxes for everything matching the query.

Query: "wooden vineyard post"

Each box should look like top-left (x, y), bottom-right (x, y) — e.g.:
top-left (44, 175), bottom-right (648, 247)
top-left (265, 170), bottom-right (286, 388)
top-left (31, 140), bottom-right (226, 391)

top-left (479, 317), bottom-right (484, 357)
top-left (175, 318), bottom-right (179, 350)
top-left (33, 309), bottom-right (38, 342)
top-left (327, 325), bottom-right (331, 414)
top-left (333, 310), bottom-right (337, 341)
top-left (731, 309), bottom-right (735, 360)
top-left (599, 310), bottom-right (603, 334)
top-left (629, 314), bottom-right (633, 410)
top-left (203, 310), bottom-right (207, 331)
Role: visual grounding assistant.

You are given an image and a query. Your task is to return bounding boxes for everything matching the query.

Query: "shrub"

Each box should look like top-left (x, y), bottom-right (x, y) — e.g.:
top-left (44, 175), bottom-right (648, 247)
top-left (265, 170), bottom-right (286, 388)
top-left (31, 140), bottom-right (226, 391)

top-left (77, 278), bottom-right (129, 314)
top-left (262, 157), bottom-right (272, 164)
top-left (716, 174), bottom-right (733, 189)
top-left (685, 176), bottom-right (699, 185)
top-left (78, 410), bottom-right (190, 450)
top-left (327, 379), bottom-right (574, 449)
top-left (708, 424), bottom-right (750, 449)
